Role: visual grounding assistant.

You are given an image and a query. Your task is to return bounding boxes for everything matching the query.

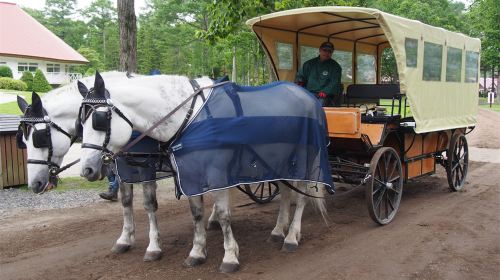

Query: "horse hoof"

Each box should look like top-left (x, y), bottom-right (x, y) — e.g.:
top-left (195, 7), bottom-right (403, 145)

top-left (184, 256), bottom-right (206, 267)
top-left (267, 234), bottom-right (284, 244)
top-left (219, 262), bottom-right (240, 273)
top-left (207, 220), bottom-right (221, 231)
top-left (111, 243), bottom-right (131, 254)
top-left (143, 251), bottom-right (162, 262)
top-left (281, 242), bottom-right (298, 252)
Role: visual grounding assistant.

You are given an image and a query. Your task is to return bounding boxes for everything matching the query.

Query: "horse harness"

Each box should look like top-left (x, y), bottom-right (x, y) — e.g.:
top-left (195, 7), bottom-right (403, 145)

top-left (77, 80), bottom-right (229, 165)
top-left (17, 112), bottom-right (77, 183)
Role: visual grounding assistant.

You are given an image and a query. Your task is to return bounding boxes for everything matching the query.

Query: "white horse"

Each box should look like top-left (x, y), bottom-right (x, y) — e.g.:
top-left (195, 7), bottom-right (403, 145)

top-left (78, 72), bottom-right (328, 273)
top-left (17, 72), bottom-right (163, 261)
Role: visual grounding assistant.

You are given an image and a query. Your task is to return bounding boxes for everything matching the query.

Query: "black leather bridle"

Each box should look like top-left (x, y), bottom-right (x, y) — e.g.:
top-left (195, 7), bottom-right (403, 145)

top-left (77, 94), bottom-right (133, 164)
top-left (17, 114), bottom-right (76, 188)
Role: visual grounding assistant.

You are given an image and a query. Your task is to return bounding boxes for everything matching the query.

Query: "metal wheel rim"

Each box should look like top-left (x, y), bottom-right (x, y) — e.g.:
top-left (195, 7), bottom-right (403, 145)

top-left (366, 147), bottom-right (403, 225)
top-left (447, 134), bottom-right (469, 191)
top-left (244, 182), bottom-right (280, 204)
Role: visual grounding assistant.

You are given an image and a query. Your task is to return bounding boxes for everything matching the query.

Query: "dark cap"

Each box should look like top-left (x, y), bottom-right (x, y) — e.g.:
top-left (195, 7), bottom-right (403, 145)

top-left (320, 41), bottom-right (334, 51)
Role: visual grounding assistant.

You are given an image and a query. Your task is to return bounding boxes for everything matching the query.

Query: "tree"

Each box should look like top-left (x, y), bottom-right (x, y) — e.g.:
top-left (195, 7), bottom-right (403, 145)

top-left (83, 0), bottom-right (117, 64)
top-left (20, 72), bottom-right (34, 91)
top-left (73, 47), bottom-right (105, 74)
top-left (117, 0), bottom-right (137, 72)
top-left (32, 69), bottom-right (52, 92)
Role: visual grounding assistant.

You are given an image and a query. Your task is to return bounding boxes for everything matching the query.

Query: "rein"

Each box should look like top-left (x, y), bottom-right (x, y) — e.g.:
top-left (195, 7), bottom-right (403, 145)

top-left (92, 80), bottom-right (230, 161)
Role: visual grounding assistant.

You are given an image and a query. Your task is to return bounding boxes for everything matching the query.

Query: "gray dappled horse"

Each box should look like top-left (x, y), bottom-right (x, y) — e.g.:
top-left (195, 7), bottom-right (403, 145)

top-left (77, 72), bottom-right (328, 273)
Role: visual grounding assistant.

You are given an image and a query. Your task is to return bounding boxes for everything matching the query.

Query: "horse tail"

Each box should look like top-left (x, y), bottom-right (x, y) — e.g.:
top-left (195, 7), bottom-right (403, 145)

top-left (306, 183), bottom-right (329, 225)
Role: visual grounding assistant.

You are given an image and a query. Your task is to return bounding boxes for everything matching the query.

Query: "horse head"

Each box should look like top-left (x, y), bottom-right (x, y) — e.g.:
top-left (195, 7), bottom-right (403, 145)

top-left (17, 92), bottom-right (73, 193)
top-left (78, 72), bottom-right (133, 181)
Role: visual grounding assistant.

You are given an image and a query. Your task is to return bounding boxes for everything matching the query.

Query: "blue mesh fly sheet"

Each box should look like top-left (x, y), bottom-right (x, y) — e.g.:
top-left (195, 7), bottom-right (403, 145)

top-left (115, 131), bottom-right (173, 184)
top-left (170, 81), bottom-right (334, 197)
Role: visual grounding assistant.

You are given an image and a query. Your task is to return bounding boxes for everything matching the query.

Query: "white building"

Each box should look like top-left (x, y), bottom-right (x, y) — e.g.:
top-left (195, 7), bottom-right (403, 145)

top-left (0, 2), bottom-right (88, 85)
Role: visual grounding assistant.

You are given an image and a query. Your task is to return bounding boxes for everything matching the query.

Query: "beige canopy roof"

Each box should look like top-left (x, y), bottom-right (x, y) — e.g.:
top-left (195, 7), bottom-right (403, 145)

top-left (247, 6), bottom-right (481, 133)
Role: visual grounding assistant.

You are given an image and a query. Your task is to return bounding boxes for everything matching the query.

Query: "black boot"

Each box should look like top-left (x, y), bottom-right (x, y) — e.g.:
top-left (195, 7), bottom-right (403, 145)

top-left (99, 188), bottom-right (118, 201)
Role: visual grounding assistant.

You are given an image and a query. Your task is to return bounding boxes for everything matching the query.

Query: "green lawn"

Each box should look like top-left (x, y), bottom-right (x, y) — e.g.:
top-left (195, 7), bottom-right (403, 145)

top-left (478, 97), bottom-right (500, 113)
top-left (0, 90), bottom-right (44, 115)
top-left (17, 176), bottom-right (108, 193)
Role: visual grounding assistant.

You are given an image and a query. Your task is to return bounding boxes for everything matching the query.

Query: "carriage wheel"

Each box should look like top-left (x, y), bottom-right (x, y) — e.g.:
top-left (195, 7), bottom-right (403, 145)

top-left (446, 133), bottom-right (469, 191)
top-left (243, 182), bottom-right (280, 204)
top-left (366, 147), bottom-right (403, 225)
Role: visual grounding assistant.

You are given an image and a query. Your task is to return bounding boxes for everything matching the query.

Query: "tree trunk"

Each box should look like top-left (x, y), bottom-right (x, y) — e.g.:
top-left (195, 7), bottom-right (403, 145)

top-left (232, 46), bottom-right (237, 82)
top-left (117, 0), bottom-right (137, 73)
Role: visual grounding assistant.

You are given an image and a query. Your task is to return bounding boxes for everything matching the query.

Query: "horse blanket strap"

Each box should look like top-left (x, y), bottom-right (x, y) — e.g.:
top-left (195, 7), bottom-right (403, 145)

top-left (112, 80), bottom-right (231, 160)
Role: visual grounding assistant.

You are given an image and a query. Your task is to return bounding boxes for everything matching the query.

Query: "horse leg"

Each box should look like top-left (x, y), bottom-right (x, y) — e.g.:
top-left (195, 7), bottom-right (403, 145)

top-left (213, 190), bottom-right (240, 273)
top-left (207, 203), bottom-right (220, 230)
top-left (269, 182), bottom-right (291, 243)
top-left (142, 181), bottom-right (162, 262)
top-left (282, 182), bottom-right (308, 252)
top-left (184, 195), bottom-right (208, 267)
top-left (112, 182), bottom-right (135, 253)
top-left (282, 183), bottom-right (326, 252)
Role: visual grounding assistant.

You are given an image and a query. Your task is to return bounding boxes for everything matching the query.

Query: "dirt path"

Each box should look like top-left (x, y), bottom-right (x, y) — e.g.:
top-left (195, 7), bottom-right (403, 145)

top-left (1, 109), bottom-right (499, 280)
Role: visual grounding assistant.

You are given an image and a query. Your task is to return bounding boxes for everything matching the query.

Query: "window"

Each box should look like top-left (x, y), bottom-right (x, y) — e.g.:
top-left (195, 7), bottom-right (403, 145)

top-left (300, 46), bottom-right (318, 67)
top-left (300, 46), bottom-right (353, 83)
top-left (405, 38), bottom-right (418, 68)
top-left (446, 47), bottom-right (462, 82)
top-left (356, 54), bottom-right (376, 84)
top-left (333, 50), bottom-right (353, 83)
top-left (276, 42), bottom-right (293, 70)
top-left (47, 64), bottom-right (60, 73)
top-left (380, 48), bottom-right (399, 84)
top-left (465, 51), bottom-right (479, 83)
top-left (423, 42), bottom-right (443, 81)
top-left (18, 62), bottom-right (38, 73)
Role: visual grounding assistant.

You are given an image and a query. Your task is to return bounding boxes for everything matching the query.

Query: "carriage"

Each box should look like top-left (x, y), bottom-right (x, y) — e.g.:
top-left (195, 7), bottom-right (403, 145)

top-left (246, 7), bottom-right (481, 224)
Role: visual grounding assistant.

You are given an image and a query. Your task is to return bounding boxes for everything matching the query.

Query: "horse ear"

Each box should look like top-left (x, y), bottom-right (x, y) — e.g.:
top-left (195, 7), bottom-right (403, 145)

top-left (77, 81), bottom-right (88, 97)
top-left (94, 71), bottom-right (105, 98)
top-left (31, 92), bottom-right (44, 116)
top-left (17, 95), bottom-right (29, 114)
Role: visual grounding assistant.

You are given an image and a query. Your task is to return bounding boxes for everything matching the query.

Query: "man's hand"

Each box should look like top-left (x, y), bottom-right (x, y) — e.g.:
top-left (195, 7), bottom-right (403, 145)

top-left (318, 92), bottom-right (327, 98)
top-left (296, 81), bottom-right (305, 87)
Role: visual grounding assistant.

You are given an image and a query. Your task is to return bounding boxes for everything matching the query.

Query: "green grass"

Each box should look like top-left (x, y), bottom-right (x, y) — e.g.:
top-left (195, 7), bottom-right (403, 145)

top-left (478, 97), bottom-right (500, 112)
top-left (0, 90), bottom-right (43, 115)
top-left (16, 177), bottom-right (108, 193)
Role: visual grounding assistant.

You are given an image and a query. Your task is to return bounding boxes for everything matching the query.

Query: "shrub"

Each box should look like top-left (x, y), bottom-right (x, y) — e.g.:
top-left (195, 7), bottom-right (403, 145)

top-left (0, 77), bottom-right (28, 91)
top-left (0, 65), bottom-right (13, 78)
top-left (85, 68), bottom-right (96, 77)
top-left (20, 71), bottom-right (34, 91)
top-left (32, 69), bottom-right (52, 92)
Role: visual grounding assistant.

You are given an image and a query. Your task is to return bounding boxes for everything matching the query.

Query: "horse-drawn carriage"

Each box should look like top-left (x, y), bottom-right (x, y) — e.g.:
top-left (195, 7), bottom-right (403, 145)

top-left (247, 7), bottom-right (480, 224)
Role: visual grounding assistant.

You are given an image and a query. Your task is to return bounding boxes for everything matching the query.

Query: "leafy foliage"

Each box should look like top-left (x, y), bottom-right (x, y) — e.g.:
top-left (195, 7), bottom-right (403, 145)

top-left (32, 69), bottom-right (52, 92)
top-left (0, 65), bottom-right (13, 78)
top-left (20, 71), bottom-right (34, 91)
top-left (0, 77), bottom-right (28, 91)
top-left (20, 0), bottom-right (496, 85)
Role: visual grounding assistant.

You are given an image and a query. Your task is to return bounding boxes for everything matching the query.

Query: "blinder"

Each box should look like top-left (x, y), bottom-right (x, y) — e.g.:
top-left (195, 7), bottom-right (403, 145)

top-left (32, 126), bottom-right (51, 148)
top-left (92, 110), bottom-right (110, 132)
top-left (16, 128), bottom-right (27, 149)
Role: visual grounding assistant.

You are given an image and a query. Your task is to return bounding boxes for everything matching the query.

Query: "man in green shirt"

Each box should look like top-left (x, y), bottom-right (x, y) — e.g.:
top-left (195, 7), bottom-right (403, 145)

top-left (296, 41), bottom-right (342, 106)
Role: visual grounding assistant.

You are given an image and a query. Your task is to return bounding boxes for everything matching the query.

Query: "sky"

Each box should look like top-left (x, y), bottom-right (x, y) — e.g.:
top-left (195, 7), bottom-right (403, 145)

top-left (8, 0), bottom-right (473, 13)
top-left (7, 0), bottom-right (149, 15)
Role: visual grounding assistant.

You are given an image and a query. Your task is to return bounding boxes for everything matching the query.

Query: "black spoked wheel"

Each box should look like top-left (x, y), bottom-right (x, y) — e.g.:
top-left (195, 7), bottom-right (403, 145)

top-left (243, 182), bottom-right (280, 204)
top-left (446, 133), bottom-right (469, 191)
top-left (366, 147), bottom-right (403, 225)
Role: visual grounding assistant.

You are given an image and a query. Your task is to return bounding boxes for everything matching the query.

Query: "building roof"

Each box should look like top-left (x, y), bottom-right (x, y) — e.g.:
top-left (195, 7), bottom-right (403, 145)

top-left (0, 114), bottom-right (20, 134)
top-left (0, 2), bottom-right (88, 64)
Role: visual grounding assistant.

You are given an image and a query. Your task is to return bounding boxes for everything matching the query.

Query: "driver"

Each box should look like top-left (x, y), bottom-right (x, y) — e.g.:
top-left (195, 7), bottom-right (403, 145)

top-left (295, 41), bottom-right (342, 106)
